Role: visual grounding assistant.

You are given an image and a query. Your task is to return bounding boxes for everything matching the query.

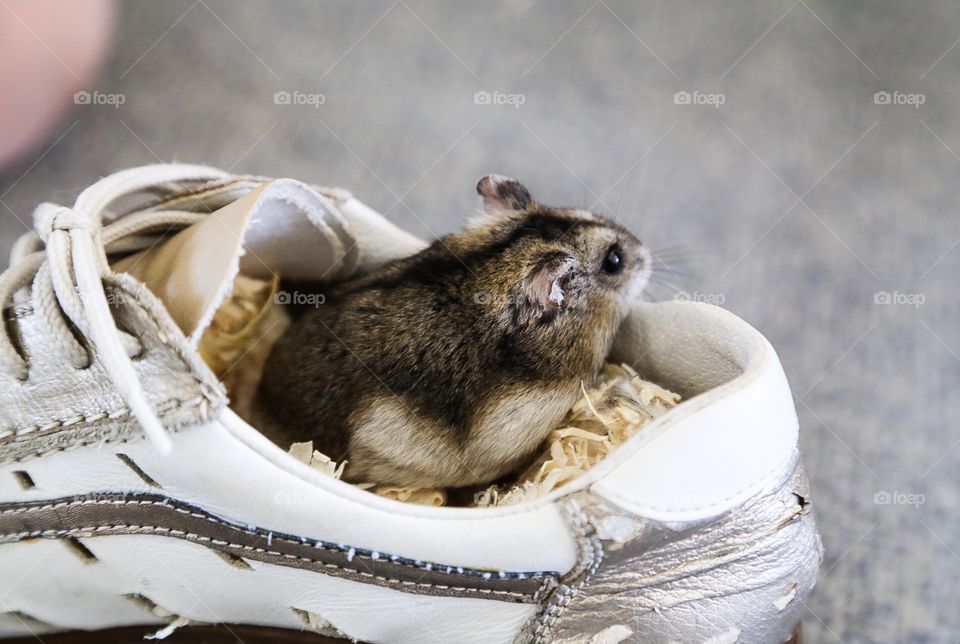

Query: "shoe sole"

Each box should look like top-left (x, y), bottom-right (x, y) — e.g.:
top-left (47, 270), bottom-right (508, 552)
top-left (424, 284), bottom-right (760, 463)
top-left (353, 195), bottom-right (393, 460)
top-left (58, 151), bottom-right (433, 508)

top-left (3, 621), bottom-right (805, 643)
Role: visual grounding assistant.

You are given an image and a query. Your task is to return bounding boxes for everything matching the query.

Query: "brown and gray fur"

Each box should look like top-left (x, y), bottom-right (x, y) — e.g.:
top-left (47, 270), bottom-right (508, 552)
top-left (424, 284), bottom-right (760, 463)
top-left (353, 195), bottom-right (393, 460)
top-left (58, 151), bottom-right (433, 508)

top-left (258, 175), bottom-right (651, 488)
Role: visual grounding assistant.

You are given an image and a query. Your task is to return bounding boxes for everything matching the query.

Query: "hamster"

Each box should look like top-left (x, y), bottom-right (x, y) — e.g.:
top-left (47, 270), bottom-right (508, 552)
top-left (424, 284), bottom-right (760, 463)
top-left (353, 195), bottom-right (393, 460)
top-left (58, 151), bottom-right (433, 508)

top-left (258, 175), bottom-right (652, 489)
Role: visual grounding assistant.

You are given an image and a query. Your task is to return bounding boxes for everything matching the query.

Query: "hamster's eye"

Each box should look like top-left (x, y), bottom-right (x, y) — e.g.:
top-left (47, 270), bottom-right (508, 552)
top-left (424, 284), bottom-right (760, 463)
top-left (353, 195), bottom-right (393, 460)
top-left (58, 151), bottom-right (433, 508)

top-left (601, 244), bottom-right (623, 275)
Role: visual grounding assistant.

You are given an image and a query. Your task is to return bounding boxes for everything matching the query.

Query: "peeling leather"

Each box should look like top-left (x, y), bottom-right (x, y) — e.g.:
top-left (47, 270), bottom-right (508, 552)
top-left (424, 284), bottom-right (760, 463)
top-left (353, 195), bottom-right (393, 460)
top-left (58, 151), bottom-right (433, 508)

top-left (117, 175), bottom-right (351, 216)
top-left (540, 453), bottom-right (822, 643)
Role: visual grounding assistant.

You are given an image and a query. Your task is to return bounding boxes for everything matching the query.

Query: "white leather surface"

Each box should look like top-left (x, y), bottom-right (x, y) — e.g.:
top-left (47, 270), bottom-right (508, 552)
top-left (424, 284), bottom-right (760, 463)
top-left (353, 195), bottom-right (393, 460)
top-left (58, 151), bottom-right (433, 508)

top-left (335, 197), bottom-right (429, 275)
top-left (0, 613), bottom-right (58, 639)
top-left (0, 173), bottom-right (812, 643)
top-left (0, 535), bottom-right (535, 643)
top-left (0, 412), bottom-right (579, 575)
top-left (98, 178), bottom-right (800, 531)
top-left (0, 540), bottom-right (155, 631)
top-left (593, 300), bottom-right (800, 522)
top-left (0, 299), bottom-right (799, 564)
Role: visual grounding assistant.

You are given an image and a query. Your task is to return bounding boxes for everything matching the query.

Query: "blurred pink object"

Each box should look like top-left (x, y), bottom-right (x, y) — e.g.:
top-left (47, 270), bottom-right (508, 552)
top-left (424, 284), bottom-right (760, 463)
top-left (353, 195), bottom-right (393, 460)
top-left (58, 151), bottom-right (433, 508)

top-left (0, 0), bottom-right (115, 171)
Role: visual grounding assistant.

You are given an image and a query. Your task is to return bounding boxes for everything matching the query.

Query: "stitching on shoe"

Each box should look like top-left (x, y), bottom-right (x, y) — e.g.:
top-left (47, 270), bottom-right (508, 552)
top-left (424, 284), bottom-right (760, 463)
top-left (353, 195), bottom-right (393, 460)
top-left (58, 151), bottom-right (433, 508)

top-left (1, 505), bottom-right (553, 602)
top-left (0, 395), bottom-right (207, 442)
top-left (109, 286), bottom-right (204, 384)
top-left (4, 525), bottom-right (536, 599)
top-left (6, 288), bottom-right (197, 379)
top-left (1, 285), bottom-right (222, 450)
top-left (0, 496), bottom-right (555, 575)
top-left (0, 496), bottom-right (557, 601)
top-left (529, 502), bottom-right (604, 641)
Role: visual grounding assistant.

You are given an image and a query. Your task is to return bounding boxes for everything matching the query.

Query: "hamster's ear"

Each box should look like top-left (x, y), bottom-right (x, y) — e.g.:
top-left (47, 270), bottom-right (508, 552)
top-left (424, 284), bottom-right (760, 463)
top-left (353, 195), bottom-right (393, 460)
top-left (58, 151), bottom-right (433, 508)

top-left (521, 253), bottom-right (577, 320)
top-left (476, 175), bottom-right (532, 216)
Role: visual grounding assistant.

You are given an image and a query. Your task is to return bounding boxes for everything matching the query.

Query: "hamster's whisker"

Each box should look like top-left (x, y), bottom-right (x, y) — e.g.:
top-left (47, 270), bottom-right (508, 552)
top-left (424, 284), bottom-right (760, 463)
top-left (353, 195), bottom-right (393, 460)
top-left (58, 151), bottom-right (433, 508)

top-left (649, 261), bottom-right (694, 282)
top-left (649, 252), bottom-right (705, 265)
top-left (648, 246), bottom-right (710, 283)
top-left (644, 276), bottom-right (689, 297)
top-left (651, 268), bottom-right (695, 283)
top-left (650, 256), bottom-right (696, 272)
top-left (645, 267), bottom-right (694, 290)
top-left (647, 244), bottom-right (710, 259)
top-left (648, 246), bottom-right (708, 265)
top-left (642, 284), bottom-right (683, 303)
top-left (650, 243), bottom-right (693, 253)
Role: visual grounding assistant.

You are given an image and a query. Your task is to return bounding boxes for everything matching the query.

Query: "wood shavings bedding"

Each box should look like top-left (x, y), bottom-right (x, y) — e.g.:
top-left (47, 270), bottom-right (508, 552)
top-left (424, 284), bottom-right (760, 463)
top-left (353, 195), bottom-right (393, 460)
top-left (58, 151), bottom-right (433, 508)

top-left (472, 363), bottom-right (679, 507)
top-left (197, 273), bottom-right (290, 421)
top-left (287, 440), bottom-right (447, 506)
top-left (202, 274), bottom-right (681, 507)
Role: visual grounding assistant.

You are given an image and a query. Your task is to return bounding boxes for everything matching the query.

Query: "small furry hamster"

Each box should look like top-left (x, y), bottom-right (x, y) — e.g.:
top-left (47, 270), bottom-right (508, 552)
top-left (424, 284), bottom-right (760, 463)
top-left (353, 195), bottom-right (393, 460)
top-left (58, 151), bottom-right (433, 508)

top-left (258, 175), bottom-right (652, 488)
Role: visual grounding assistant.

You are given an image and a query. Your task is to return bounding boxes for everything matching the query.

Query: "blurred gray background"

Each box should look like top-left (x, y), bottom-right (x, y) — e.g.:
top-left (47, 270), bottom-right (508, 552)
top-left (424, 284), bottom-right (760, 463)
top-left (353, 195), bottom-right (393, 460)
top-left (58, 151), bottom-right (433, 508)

top-left (1, 1), bottom-right (958, 640)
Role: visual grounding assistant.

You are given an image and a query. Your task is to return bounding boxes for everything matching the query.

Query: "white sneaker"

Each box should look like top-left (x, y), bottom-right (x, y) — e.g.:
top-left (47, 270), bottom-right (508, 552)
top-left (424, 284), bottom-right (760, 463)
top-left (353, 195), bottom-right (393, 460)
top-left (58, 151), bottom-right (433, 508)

top-left (0, 164), bottom-right (820, 643)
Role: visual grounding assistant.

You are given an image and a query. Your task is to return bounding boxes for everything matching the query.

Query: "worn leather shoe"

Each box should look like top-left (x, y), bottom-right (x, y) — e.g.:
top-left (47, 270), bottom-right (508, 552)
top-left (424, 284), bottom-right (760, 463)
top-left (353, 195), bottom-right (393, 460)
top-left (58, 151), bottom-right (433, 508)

top-left (0, 164), bottom-right (821, 643)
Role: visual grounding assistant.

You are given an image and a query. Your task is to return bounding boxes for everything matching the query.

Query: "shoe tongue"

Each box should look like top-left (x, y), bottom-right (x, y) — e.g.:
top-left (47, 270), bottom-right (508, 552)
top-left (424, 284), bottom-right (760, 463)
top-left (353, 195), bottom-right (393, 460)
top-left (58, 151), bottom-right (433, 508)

top-left (113, 178), bottom-right (427, 346)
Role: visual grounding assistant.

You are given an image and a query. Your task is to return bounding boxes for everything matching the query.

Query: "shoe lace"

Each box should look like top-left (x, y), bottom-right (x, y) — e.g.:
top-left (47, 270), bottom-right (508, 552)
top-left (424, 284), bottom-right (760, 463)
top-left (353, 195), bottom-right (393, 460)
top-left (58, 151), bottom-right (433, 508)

top-left (0, 163), bottom-right (230, 454)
